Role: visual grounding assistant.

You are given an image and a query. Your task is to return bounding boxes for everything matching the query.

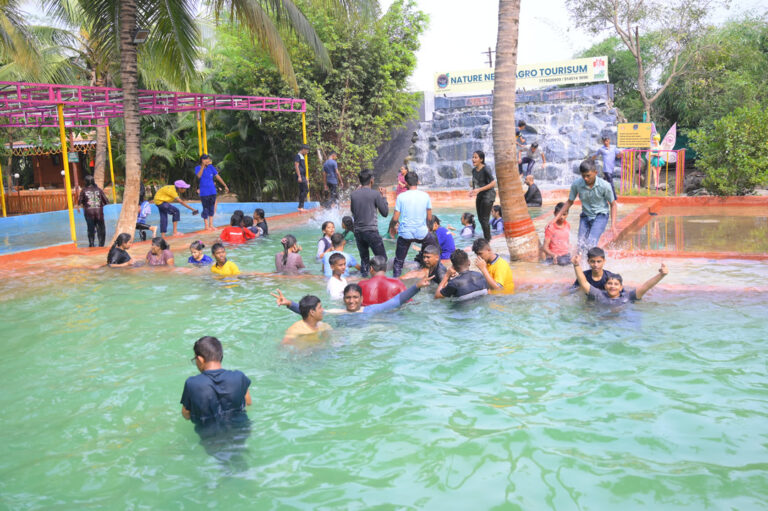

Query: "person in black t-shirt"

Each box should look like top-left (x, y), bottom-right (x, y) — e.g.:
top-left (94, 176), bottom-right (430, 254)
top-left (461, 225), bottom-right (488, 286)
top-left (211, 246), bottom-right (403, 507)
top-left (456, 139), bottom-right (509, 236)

top-left (571, 246), bottom-right (617, 290)
top-left (253, 208), bottom-right (269, 236)
top-left (435, 249), bottom-right (488, 301)
top-left (107, 233), bottom-right (133, 268)
top-left (78, 174), bottom-right (109, 247)
top-left (294, 144), bottom-right (310, 211)
top-left (400, 244), bottom-right (446, 283)
top-left (523, 175), bottom-right (542, 207)
top-left (468, 150), bottom-right (497, 241)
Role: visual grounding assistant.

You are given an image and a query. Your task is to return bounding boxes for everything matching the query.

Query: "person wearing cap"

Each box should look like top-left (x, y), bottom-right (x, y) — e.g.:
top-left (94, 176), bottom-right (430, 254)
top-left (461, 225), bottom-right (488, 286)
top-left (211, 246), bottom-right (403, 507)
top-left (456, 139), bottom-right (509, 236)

top-left (153, 180), bottom-right (199, 238)
top-left (195, 154), bottom-right (229, 231)
top-left (295, 144), bottom-right (310, 211)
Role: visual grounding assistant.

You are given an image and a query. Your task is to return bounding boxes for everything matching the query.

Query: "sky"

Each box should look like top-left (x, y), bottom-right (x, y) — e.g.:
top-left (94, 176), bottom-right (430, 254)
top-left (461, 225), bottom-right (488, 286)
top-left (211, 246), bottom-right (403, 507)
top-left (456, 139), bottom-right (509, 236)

top-left (380, 0), bottom-right (767, 92)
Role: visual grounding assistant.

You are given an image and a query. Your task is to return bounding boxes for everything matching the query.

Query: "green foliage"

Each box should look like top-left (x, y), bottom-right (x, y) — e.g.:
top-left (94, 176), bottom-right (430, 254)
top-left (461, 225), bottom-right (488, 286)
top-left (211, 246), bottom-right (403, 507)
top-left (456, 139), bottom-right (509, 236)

top-left (198, 0), bottom-right (426, 200)
top-left (656, 18), bottom-right (768, 131)
top-left (689, 106), bottom-right (768, 196)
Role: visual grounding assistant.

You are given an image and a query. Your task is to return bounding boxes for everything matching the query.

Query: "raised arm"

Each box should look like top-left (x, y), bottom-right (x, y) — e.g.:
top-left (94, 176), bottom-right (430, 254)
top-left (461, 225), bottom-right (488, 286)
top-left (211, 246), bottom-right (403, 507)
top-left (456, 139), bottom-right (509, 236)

top-left (635, 263), bottom-right (668, 299)
top-left (571, 255), bottom-right (590, 295)
top-left (434, 268), bottom-right (455, 299)
top-left (271, 289), bottom-right (301, 314)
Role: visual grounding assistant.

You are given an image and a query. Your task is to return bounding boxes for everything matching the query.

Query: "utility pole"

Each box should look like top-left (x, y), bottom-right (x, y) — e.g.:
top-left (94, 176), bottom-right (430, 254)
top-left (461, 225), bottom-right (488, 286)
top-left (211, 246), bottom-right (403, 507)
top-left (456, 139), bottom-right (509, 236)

top-left (482, 47), bottom-right (495, 68)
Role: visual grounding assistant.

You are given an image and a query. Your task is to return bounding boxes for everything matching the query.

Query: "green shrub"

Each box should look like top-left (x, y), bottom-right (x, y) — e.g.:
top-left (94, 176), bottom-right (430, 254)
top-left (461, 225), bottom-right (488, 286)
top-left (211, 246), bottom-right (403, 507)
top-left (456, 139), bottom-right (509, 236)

top-left (690, 106), bottom-right (768, 196)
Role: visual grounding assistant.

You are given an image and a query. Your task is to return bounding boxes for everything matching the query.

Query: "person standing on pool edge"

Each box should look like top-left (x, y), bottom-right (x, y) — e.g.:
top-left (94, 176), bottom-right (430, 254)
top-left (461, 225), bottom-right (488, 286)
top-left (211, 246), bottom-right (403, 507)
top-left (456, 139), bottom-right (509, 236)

top-left (153, 180), bottom-right (199, 238)
top-left (195, 154), bottom-right (229, 231)
top-left (77, 174), bottom-right (109, 247)
top-left (295, 144), bottom-right (310, 211)
top-left (322, 151), bottom-right (343, 206)
top-left (468, 150), bottom-right (497, 241)
top-left (562, 159), bottom-right (617, 254)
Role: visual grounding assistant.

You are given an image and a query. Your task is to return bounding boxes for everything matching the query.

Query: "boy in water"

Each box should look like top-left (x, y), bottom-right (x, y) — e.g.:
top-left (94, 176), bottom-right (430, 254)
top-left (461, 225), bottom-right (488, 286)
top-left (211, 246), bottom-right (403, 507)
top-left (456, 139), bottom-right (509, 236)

top-left (322, 233), bottom-right (360, 278)
top-left (211, 243), bottom-right (240, 276)
top-left (326, 253), bottom-right (348, 300)
top-left (180, 336), bottom-right (251, 432)
top-left (400, 244), bottom-right (446, 284)
top-left (542, 202), bottom-right (571, 265)
top-left (435, 249), bottom-right (489, 301)
top-left (572, 246), bottom-right (617, 290)
top-left (359, 255), bottom-right (406, 305)
top-left (472, 238), bottom-right (515, 294)
top-left (281, 295), bottom-right (332, 343)
top-left (572, 254), bottom-right (668, 305)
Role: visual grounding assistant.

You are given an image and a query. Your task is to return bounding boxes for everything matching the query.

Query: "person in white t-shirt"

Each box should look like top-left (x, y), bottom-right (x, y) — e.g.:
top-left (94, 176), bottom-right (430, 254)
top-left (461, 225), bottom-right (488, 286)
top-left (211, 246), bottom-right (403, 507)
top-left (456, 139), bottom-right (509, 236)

top-left (325, 252), bottom-right (349, 300)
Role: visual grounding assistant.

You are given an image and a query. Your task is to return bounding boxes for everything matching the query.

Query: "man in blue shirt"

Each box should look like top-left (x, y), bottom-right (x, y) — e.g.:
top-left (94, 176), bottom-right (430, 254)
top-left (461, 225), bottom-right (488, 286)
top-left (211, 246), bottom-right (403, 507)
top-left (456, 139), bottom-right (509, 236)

top-left (391, 172), bottom-right (432, 277)
top-left (562, 159), bottom-right (617, 254)
top-left (322, 151), bottom-right (343, 206)
top-left (591, 137), bottom-right (623, 200)
top-left (195, 154), bottom-right (229, 231)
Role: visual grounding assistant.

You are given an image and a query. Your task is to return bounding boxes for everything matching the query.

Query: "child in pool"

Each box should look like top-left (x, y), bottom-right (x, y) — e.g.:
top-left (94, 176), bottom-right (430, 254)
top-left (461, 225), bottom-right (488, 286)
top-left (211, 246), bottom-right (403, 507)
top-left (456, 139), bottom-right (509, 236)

top-left (341, 216), bottom-right (355, 243)
top-left (146, 237), bottom-right (174, 266)
top-left (572, 246), bottom-right (618, 290)
top-left (572, 254), bottom-right (668, 305)
top-left (211, 242), bottom-right (240, 276)
top-left (316, 221), bottom-right (335, 263)
top-left (242, 215), bottom-right (262, 238)
top-left (220, 214), bottom-right (255, 244)
top-left (429, 215), bottom-right (456, 262)
top-left (188, 240), bottom-right (213, 266)
top-left (459, 212), bottom-right (476, 238)
top-left (490, 205), bottom-right (503, 234)
top-left (180, 336), bottom-right (252, 429)
top-left (107, 233), bottom-right (134, 267)
top-left (278, 295), bottom-right (332, 344)
top-left (472, 238), bottom-right (514, 294)
top-left (253, 208), bottom-right (268, 236)
top-left (542, 202), bottom-right (571, 266)
top-left (326, 252), bottom-right (348, 300)
top-left (275, 234), bottom-right (305, 273)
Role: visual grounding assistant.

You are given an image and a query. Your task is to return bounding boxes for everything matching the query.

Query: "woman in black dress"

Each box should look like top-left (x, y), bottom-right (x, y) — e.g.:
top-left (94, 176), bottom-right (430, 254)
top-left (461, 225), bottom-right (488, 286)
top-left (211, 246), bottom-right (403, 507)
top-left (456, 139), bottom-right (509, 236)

top-left (468, 150), bottom-right (497, 241)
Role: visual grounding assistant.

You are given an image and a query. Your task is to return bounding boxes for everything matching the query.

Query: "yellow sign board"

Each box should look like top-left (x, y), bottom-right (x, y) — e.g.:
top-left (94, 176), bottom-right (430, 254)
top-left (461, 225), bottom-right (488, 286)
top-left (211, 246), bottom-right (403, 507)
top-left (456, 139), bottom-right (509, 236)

top-left (433, 56), bottom-right (609, 94)
top-left (617, 123), bottom-right (653, 148)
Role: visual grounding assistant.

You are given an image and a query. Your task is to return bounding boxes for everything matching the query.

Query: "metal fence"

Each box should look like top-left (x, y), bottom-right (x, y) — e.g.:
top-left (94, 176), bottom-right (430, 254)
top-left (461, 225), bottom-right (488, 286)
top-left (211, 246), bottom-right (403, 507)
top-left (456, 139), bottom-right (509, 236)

top-left (619, 149), bottom-right (686, 196)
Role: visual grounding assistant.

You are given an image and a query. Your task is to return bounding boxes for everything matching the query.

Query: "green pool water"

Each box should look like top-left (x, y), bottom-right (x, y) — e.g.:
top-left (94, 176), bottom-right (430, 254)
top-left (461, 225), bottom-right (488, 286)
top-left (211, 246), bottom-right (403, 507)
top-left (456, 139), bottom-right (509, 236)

top-left (1, 210), bottom-right (767, 510)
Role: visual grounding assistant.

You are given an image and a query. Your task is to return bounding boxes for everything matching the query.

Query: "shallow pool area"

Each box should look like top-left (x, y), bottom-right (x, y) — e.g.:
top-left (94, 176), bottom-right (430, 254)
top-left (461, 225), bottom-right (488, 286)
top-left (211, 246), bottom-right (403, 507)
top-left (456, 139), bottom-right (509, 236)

top-left (2, 203), bottom-right (768, 509)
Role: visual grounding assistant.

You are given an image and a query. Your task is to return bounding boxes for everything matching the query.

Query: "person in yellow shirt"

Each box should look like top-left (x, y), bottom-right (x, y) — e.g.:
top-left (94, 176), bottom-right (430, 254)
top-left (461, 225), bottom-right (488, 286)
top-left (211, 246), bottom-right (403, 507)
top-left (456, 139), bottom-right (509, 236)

top-left (472, 238), bottom-right (515, 294)
top-left (210, 243), bottom-right (240, 276)
top-left (154, 180), bottom-right (199, 238)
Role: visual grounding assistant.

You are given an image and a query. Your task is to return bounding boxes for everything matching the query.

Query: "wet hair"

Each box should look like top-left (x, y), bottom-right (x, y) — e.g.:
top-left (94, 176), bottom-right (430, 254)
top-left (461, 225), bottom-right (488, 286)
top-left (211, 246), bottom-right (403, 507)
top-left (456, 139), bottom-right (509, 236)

top-left (84, 174), bottom-right (95, 186)
top-left (517, 120), bottom-right (526, 128)
top-left (428, 215), bottom-right (440, 230)
top-left (531, 142), bottom-right (539, 149)
top-left (298, 295), bottom-right (321, 319)
top-left (242, 215), bottom-right (254, 227)
top-left (492, 205), bottom-right (502, 217)
top-left (233, 209), bottom-right (244, 219)
top-left (211, 242), bottom-right (225, 254)
top-left (462, 212), bottom-right (476, 229)
top-left (328, 252), bottom-right (346, 266)
top-left (587, 247), bottom-right (606, 260)
top-left (281, 235), bottom-right (297, 265)
top-left (190, 240), bottom-right (205, 251)
top-left (193, 336), bottom-right (223, 362)
top-left (358, 171), bottom-right (374, 185)
top-left (554, 202), bottom-right (565, 215)
top-left (229, 214), bottom-right (241, 226)
top-left (321, 221), bottom-right (334, 233)
top-left (606, 274), bottom-right (623, 285)
top-left (473, 150), bottom-right (485, 163)
top-left (330, 232), bottom-right (344, 248)
top-left (343, 283), bottom-right (363, 297)
top-left (450, 249), bottom-right (469, 270)
top-left (370, 255), bottom-right (387, 273)
top-left (405, 172), bottom-right (419, 187)
top-left (579, 159), bottom-right (597, 174)
top-left (472, 238), bottom-right (491, 254)
top-left (341, 216), bottom-right (354, 235)
top-left (200, 154), bottom-right (211, 163)
top-left (253, 208), bottom-right (265, 220)
top-left (151, 237), bottom-right (169, 250)
top-left (423, 244), bottom-right (440, 256)
top-left (114, 233), bottom-right (132, 248)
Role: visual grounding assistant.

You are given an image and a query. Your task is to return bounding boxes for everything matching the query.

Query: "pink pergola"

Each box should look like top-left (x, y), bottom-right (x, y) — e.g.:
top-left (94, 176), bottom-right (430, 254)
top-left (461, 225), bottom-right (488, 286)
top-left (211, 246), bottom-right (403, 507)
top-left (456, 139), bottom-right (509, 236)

top-left (0, 81), bottom-right (306, 128)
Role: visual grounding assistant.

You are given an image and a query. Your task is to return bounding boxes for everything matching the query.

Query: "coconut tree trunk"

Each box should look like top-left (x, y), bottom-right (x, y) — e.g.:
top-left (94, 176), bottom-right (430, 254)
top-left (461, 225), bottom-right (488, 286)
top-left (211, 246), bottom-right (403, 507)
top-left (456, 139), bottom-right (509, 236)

top-left (91, 73), bottom-right (107, 188)
top-left (493, 0), bottom-right (539, 261)
top-left (113, 0), bottom-right (141, 240)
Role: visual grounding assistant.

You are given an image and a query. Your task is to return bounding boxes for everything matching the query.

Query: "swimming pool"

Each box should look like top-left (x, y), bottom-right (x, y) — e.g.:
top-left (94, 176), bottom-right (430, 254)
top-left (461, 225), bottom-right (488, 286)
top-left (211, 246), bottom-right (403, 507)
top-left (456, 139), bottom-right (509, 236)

top-left (1, 210), bottom-right (767, 509)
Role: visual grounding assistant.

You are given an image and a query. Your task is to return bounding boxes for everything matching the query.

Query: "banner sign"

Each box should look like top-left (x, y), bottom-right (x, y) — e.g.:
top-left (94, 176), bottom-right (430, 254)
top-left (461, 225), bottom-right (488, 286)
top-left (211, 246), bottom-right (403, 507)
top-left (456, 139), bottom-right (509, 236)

top-left (433, 56), bottom-right (609, 94)
top-left (617, 123), bottom-right (653, 148)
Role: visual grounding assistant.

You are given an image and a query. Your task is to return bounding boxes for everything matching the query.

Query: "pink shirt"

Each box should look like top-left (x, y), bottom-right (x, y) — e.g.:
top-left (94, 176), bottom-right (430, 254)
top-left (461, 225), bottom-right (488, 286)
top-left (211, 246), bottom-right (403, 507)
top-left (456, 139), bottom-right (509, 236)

top-left (396, 173), bottom-right (407, 196)
top-left (544, 221), bottom-right (571, 256)
top-left (146, 249), bottom-right (174, 266)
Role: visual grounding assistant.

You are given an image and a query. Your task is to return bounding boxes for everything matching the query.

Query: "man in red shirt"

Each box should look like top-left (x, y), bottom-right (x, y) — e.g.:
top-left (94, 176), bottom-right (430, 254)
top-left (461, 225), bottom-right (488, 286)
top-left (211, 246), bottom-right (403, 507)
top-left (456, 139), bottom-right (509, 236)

top-left (220, 215), bottom-right (255, 244)
top-left (359, 256), bottom-right (406, 305)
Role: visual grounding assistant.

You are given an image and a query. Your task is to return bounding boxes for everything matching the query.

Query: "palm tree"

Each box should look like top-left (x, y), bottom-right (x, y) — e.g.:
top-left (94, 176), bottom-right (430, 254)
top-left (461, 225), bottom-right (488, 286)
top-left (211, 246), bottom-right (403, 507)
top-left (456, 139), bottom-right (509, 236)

top-left (493, 0), bottom-right (539, 261)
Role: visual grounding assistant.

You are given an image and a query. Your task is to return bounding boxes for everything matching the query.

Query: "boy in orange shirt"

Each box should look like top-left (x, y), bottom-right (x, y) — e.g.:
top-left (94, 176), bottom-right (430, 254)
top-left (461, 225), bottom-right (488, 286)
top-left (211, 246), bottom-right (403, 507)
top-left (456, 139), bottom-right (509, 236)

top-left (542, 202), bottom-right (571, 265)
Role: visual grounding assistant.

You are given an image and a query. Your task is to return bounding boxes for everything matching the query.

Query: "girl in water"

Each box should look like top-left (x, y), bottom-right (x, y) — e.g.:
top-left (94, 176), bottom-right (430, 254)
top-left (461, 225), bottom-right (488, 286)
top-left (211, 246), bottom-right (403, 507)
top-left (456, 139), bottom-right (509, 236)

top-left (188, 240), bottom-right (213, 266)
top-left (275, 234), bottom-right (305, 273)
top-left (467, 150), bottom-right (497, 241)
top-left (107, 233), bottom-right (133, 268)
top-left (341, 216), bottom-right (355, 243)
top-left (490, 205), bottom-right (503, 234)
top-left (146, 237), bottom-right (175, 266)
top-left (460, 212), bottom-right (476, 238)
